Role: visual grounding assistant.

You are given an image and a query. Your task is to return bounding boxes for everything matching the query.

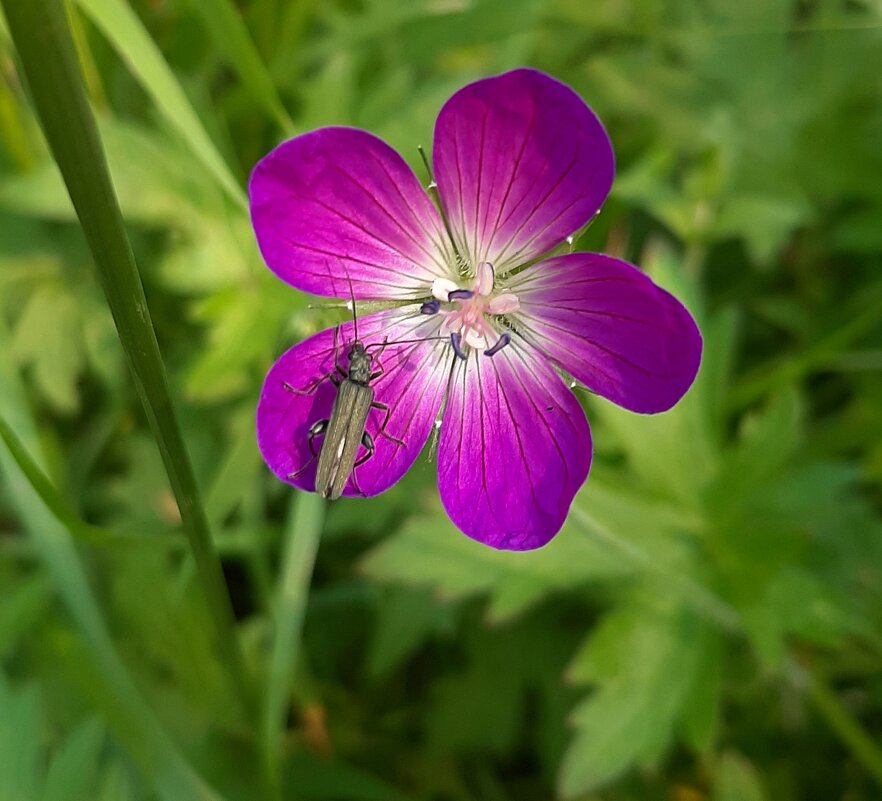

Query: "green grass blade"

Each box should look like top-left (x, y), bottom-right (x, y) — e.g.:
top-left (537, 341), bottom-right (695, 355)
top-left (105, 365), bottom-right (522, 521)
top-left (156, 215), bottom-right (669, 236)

top-left (181, 0), bottom-right (294, 135)
top-left (0, 413), bottom-right (93, 541)
top-left (0, 320), bottom-right (227, 801)
top-left (0, 413), bottom-right (186, 549)
top-left (73, 0), bottom-right (247, 208)
top-left (1, 0), bottom-right (254, 720)
top-left (262, 493), bottom-right (325, 793)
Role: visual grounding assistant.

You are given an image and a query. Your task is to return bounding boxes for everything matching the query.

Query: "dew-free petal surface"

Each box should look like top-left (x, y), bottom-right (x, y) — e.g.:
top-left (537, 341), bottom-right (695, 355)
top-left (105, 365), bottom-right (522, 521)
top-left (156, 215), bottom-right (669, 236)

top-left (433, 69), bottom-right (614, 275)
top-left (257, 309), bottom-right (450, 497)
top-left (512, 253), bottom-right (702, 413)
top-left (250, 127), bottom-right (453, 299)
top-left (438, 345), bottom-right (592, 550)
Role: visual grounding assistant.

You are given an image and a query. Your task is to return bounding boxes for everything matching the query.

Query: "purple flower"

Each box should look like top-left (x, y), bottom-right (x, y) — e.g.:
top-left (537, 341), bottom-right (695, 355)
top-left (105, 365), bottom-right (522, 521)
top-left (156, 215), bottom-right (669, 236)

top-left (250, 69), bottom-right (701, 551)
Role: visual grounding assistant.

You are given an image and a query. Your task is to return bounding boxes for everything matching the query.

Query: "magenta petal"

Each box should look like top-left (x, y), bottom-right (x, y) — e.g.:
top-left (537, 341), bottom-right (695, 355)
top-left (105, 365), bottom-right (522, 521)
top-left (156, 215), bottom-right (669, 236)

top-left (257, 309), bottom-right (450, 497)
top-left (432, 69), bottom-right (614, 274)
top-left (250, 127), bottom-right (454, 300)
top-left (512, 253), bottom-right (702, 414)
top-left (437, 347), bottom-right (592, 551)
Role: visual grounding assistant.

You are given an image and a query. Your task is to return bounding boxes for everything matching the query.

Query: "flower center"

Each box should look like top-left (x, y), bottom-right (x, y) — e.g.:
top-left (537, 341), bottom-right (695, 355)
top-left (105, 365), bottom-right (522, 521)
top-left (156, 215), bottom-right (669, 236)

top-left (423, 262), bottom-right (519, 358)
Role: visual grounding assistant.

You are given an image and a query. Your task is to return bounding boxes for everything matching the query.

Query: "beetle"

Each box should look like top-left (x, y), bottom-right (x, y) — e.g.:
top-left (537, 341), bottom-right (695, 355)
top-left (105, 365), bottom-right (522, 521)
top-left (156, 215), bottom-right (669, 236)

top-left (283, 284), bottom-right (442, 500)
top-left (284, 325), bottom-right (401, 499)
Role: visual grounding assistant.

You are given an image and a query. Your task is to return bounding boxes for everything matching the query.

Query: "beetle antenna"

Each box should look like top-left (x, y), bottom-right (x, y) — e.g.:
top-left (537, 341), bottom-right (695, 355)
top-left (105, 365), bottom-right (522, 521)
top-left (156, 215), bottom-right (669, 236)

top-left (364, 336), bottom-right (448, 352)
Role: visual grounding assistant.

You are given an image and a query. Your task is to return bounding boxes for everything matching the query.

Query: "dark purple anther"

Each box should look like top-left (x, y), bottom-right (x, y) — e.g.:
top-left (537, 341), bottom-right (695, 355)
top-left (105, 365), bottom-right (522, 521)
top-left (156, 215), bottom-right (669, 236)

top-left (450, 332), bottom-right (467, 360)
top-left (447, 289), bottom-right (474, 302)
top-left (484, 333), bottom-right (511, 357)
top-left (420, 299), bottom-right (441, 315)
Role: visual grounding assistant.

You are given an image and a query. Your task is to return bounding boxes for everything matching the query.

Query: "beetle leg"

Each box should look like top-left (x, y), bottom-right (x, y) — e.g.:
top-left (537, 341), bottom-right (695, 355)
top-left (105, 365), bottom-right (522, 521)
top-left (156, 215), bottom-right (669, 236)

top-left (369, 340), bottom-right (389, 381)
top-left (307, 420), bottom-right (328, 457)
top-left (284, 364), bottom-right (342, 395)
top-left (371, 401), bottom-right (405, 447)
top-left (283, 377), bottom-right (325, 396)
top-left (354, 431), bottom-right (375, 467)
top-left (287, 419), bottom-right (327, 478)
top-left (284, 331), bottom-right (346, 394)
top-left (349, 431), bottom-right (375, 498)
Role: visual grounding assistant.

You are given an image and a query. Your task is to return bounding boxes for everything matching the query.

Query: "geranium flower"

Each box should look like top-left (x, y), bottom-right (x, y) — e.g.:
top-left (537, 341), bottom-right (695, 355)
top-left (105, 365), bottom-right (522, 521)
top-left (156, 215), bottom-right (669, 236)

top-left (251, 68), bottom-right (701, 551)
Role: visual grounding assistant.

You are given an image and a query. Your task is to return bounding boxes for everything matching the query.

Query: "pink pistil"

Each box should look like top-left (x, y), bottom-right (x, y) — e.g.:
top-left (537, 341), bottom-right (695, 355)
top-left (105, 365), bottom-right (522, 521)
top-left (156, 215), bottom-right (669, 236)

top-left (431, 262), bottom-right (519, 353)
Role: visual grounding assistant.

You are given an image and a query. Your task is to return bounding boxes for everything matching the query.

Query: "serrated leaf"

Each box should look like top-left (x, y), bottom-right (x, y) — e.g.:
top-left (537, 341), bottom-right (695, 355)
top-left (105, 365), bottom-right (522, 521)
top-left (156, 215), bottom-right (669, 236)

top-left (569, 473), bottom-right (702, 569)
top-left (11, 283), bottom-right (85, 414)
top-left (560, 602), bottom-right (709, 797)
top-left (679, 625), bottom-right (724, 752)
top-left (367, 587), bottom-right (455, 679)
top-left (588, 362), bottom-right (713, 515)
top-left (427, 614), bottom-right (575, 756)
top-left (714, 193), bottom-right (813, 263)
top-left (361, 511), bottom-right (631, 624)
top-left (157, 223), bottom-right (253, 294)
top-left (706, 388), bottom-right (803, 523)
top-left (185, 281), bottom-right (292, 402)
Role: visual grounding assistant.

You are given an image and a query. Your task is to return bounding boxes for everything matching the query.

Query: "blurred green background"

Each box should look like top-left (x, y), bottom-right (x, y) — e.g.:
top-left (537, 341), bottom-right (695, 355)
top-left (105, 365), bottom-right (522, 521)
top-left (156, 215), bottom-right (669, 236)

top-left (1, 0), bottom-right (882, 799)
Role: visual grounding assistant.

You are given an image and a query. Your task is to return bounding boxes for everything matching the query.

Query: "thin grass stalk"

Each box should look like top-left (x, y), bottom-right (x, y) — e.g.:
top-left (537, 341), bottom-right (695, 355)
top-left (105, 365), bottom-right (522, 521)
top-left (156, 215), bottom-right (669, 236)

top-left (262, 493), bottom-right (326, 794)
top-left (181, 0), bottom-right (294, 135)
top-left (0, 0), bottom-right (254, 720)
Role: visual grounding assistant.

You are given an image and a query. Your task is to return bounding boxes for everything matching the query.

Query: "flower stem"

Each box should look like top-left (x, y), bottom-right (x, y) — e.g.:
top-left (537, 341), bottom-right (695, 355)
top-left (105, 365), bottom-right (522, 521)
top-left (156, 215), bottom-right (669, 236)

top-left (1, 0), bottom-right (254, 720)
top-left (262, 493), bottom-right (326, 795)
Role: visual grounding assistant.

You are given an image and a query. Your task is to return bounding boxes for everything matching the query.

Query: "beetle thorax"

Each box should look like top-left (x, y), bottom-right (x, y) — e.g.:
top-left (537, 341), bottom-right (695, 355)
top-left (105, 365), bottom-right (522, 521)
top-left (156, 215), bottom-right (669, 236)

top-left (347, 343), bottom-right (373, 384)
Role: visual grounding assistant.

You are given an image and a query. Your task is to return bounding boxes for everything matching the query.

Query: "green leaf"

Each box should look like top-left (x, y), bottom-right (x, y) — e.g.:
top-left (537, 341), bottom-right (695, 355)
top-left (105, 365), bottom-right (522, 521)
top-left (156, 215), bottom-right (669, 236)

top-left (706, 387), bottom-right (803, 523)
top-left (699, 306), bottom-right (741, 436)
top-left (204, 406), bottom-right (262, 529)
top-left (427, 614), bottom-right (576, 757)
top-left (713, 751), bottom-right (768, 801)
top-left (361, 511), bottom-right (630, 624)
top-left (184, 280), bottom-right (291, 403)
top-left (43, 718), bottom-right (105, 801)
top-left (0, 118), bottom-right (212, 224)
top-left (158, 219), bottom-right (255, 294)
top-left (679, 626), bottom-right (724, 752)
top-left (587, 254), bottom-right (714, 512)
top-left (283, 752), bottom-right (417, 801)
top-left (714, 193), bottom-right (813, 263)
top-left (0, 411), bottom-right (185, 549)
top-left (0, 575), bottom-right (53, 658)
top-left (179, 0), bottom-right (294, 135)
top-left (367, 587), bottom-right (455, 679)
top-left (11, 283), bottom-right (85, 414)
top-left (96, 759), bottom-right (136, 801)
top-left (559, 601), bottom-right (711, 797)
top-left (0, 680), bottom-right (42, 801)
top-left (73, 0), bottom-right (246, 209)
